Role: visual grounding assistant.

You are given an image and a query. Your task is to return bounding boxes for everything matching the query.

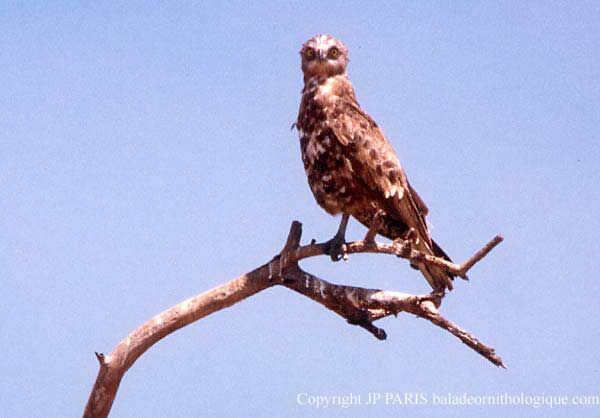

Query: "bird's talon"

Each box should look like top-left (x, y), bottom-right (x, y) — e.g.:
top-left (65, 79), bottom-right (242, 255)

top-left (324, 236), bottom-right (347, 262)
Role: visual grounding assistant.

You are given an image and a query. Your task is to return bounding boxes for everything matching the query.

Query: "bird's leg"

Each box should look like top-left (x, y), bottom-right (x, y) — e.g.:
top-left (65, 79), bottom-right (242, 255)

top-left (324, 214), bottom-right (349, 262)
top-left (402, 227), bottom-right (418, 244)
top-left (395, 228), bottom-right (420, 270)
top-left (364, 210), bottom-right (384, 243)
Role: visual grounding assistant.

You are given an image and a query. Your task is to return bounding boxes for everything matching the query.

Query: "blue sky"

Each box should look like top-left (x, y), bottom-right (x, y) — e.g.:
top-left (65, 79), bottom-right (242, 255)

top-left (2, 1), bottom-right (599, 417)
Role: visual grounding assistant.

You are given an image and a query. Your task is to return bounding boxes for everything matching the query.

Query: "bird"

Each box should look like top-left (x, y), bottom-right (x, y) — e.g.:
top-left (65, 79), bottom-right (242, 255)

top-left (294, 34), bottom-right (455, 291)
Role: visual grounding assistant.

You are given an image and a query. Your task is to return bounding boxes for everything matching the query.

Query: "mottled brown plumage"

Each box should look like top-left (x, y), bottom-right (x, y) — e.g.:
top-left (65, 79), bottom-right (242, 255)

top-left (295, 34), bottom-right (454, 291)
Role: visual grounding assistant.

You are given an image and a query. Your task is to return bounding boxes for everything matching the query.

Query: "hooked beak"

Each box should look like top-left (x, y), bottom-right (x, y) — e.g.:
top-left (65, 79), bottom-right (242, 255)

top-left (317, 49), bottom-right (327, 60)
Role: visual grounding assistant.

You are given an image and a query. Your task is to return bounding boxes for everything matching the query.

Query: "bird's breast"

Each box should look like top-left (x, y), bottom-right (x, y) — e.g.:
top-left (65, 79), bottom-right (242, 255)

top-left (298, 121), bottom-right (364, 216)
top-left (297, 76), bottom-right (374, 216)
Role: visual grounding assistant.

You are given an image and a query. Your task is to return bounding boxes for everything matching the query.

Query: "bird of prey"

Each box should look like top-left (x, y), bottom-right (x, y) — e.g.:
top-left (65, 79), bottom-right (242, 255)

top-left (295, 34), bottom-right (455, 291)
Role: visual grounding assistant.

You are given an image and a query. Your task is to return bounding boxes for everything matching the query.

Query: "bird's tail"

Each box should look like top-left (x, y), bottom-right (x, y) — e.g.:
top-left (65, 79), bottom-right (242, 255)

top-left (432, 239), bottom-right (453, 268)
top-left (419, 239), bottom-right (455, 291)
top-left (359, 213), bottom-right (455, 291)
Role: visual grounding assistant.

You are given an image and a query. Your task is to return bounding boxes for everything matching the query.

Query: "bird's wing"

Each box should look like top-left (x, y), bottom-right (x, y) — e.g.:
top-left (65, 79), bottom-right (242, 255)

top-left (326, 97), bottom-right (432, 245)
top-left (326, 97), bottom-right (455, 290)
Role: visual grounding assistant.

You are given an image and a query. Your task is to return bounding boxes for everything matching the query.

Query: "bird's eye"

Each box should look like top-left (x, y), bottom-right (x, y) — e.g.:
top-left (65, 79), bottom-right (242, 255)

top-left (328, 47), bottom-right (339, 58)
top-left (305, 48), bottom-right (315, 59)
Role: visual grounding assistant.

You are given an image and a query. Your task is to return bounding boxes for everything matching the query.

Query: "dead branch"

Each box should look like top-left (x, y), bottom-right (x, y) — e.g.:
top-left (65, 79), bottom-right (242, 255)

top-left (83, 220), bottom-right (503, 418)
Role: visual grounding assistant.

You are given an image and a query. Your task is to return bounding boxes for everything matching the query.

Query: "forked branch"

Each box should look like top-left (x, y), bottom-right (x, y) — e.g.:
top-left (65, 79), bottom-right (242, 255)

top-left (83, 220), bottom-right (503, 418)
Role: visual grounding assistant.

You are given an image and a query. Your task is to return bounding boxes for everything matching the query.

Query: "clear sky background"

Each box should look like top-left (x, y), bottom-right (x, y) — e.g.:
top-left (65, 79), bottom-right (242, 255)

top-left (2, 1), bottom-right (599, 417)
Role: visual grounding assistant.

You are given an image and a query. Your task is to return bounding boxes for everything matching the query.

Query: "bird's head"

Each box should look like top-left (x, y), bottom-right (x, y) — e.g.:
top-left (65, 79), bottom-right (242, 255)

top-left (300, 34), bottom-right (349, 80)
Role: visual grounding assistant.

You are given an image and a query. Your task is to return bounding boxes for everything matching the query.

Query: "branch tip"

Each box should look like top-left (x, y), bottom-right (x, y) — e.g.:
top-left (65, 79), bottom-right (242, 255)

top-left (457, 234), bottom-right (504, 276)
top-left (347, 317), bottom-right (387, 340)
top-left (94, 351), bottom-right (105, 366)
top-left (283, 221), bottom-right (303, 253)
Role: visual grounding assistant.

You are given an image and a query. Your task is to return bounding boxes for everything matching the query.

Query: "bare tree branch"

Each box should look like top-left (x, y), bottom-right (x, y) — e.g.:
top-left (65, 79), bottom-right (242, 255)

top-left (83, 220), bottom-right (504, 418)
top-left (83, 266), bottom-right (273, 418)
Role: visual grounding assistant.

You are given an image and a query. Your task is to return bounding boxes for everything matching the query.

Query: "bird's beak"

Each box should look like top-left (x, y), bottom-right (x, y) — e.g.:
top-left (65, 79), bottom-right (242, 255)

top-left (318, 49), bottom-right (327, 60)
